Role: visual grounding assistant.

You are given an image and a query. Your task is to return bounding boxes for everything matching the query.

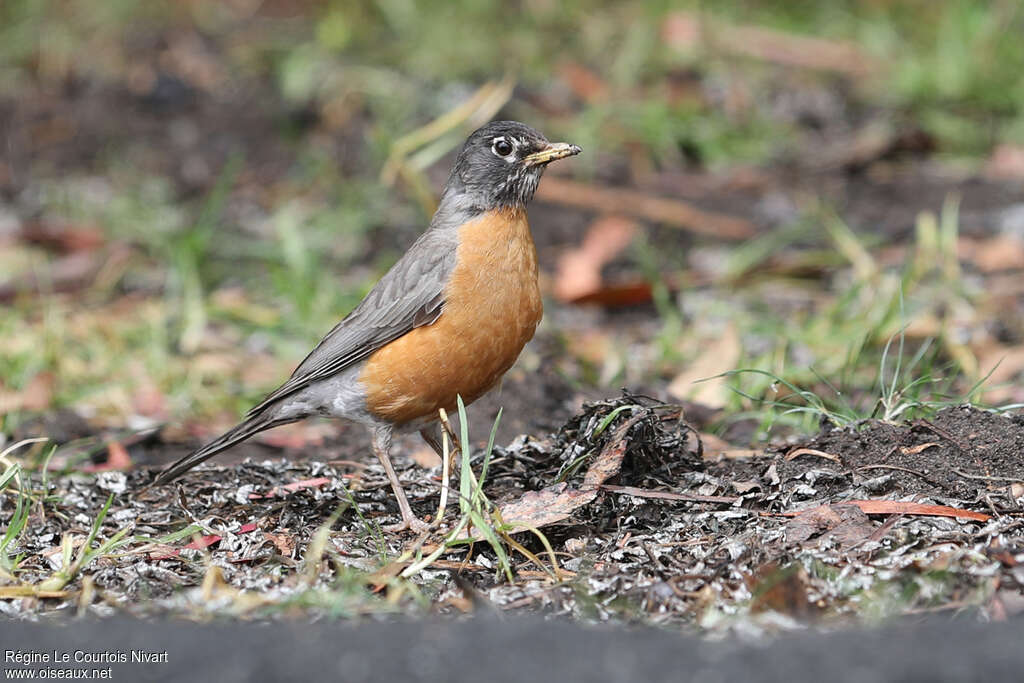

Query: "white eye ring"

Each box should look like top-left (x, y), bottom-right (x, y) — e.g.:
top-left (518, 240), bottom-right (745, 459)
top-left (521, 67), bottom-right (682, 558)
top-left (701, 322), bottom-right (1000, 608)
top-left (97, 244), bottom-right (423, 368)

top-left (491, 136), bottom-right (516, 160)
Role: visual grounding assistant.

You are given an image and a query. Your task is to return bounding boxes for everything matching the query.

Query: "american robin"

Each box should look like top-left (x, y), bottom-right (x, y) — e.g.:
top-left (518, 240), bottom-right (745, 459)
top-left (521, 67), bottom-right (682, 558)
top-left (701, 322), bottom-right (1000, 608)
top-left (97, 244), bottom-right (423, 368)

top-left (153, 121), bottom-right (581, 532)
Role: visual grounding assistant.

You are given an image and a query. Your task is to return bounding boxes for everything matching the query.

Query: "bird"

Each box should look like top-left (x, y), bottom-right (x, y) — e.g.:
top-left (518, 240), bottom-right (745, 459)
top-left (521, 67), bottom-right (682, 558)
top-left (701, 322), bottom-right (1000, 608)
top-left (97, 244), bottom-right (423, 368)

top-left (152, 120), bottom-right (581, 532)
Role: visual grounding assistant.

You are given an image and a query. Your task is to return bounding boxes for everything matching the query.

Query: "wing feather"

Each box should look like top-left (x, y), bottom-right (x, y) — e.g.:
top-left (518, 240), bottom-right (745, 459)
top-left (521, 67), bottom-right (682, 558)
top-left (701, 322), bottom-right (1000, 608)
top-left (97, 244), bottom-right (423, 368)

top-left (247, 228), bottom-right (456, 416)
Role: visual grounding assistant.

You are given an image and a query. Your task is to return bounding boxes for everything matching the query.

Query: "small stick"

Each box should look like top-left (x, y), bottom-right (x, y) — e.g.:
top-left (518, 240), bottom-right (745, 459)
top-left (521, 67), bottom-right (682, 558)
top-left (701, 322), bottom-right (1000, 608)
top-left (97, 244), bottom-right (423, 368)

top-left (952, 469), bottom-right (1023, 483)
top-left (856, 464), bottom-right (950, 491)
top-left (434, 409), bottom-right (452, 528)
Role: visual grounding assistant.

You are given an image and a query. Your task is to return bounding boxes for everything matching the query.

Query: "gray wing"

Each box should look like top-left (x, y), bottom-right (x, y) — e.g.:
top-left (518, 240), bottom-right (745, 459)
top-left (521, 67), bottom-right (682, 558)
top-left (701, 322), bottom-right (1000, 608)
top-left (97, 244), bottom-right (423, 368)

top-left (247, 228), bottom-right (457, 416)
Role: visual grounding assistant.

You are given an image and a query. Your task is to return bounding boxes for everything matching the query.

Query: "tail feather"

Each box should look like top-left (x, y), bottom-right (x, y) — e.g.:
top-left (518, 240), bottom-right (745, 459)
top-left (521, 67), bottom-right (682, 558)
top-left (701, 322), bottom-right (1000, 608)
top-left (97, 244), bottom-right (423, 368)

top-left (151, 414), bottom-right (287, 486)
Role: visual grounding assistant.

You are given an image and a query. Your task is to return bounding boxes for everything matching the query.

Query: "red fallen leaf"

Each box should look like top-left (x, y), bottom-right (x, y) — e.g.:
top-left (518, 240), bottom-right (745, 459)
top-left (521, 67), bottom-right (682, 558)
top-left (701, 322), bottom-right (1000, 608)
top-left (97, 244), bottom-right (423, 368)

top-left (21, 220), bottom-right (106, 252)
top-left (570, 281), bottom-right (654, 308)
top-left (82, 441), bottom-right (133, 472)
top-left (248, 477), bottom-right (332, 499)
top-left (151, 522), bottom-right (259, 560)
top-left (557, 61), bottom-right (609, 103)
top-left (785, 501), bottom-right (990, 522)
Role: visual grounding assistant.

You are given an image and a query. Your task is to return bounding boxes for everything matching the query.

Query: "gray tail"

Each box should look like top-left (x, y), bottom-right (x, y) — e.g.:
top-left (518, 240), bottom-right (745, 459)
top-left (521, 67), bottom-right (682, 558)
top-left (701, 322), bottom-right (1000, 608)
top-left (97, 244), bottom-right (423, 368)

top-left (151, 414), bottom-right (288, 486)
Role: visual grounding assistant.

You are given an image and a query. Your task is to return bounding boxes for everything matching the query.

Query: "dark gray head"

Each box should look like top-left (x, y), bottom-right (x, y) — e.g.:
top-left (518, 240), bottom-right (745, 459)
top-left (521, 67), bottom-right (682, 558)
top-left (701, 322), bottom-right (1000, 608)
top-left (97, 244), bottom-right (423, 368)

top-left (437, 121), bottom-right (581, 217)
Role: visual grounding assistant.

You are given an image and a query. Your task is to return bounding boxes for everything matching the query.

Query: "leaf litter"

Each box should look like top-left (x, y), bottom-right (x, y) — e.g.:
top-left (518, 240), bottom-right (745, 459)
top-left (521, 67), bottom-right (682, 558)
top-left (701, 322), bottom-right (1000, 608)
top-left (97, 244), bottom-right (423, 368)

top-left (0, 397), bottom-right (1021, 634)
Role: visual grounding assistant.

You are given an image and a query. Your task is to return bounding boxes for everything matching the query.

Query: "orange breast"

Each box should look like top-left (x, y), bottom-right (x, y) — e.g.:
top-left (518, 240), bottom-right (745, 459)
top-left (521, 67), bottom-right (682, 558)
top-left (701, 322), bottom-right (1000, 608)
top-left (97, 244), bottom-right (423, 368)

top-left (360, 207), bottom-right (543, 425)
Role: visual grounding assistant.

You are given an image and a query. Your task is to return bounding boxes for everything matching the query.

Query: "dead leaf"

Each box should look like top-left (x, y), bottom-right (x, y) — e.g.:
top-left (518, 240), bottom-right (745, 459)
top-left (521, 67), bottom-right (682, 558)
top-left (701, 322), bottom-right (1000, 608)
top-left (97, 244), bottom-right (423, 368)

top-left (558, 62), bottom-right (609, 103)
top-left (899, 442), bottom-right (940, 456)
top-left (151, 522), bottom-right (260, 560)
top-left (82, 441), bottom-right (133, 472)
top-left (787, 503), bottom-right (876, 549)
top-left (263, 532), bottom-right (296, 557)
top-left (667, 324), bottom-right (741, 408)
top-left (554, 215), bottom-right (638, 302)
top-left (410, 445), bottom-right (441, 469)
top-left (959, 235), bottom-right (1024, 272)
top-left (249, 477), bottom-right (331, 499)
top-left (731, 480), bottom-right (761, 494)
top-left (986, 144), bottom-right (1024, 180)
top-left (975, 347), bottom-right (1024, 404)
top-left (785, 447), bottom-right (842, 463)
top-left (747, 563), bottom-right (814, 618)
top-left (469, 416), bottom-right (643, 537)
top-left (488, 483), bottom-right (597, 533)
top-left (569, 281), bottom-right (654, 307)
top-left (785, 501), bottom-right (990, 523)
top-left (21, 220), bottom-right (105, 252)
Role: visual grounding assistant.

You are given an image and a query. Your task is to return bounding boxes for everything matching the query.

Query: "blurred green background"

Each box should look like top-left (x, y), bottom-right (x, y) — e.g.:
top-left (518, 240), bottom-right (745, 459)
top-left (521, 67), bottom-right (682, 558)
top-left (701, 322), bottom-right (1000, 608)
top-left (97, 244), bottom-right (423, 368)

top-left (3, 0), bottom-right (1024, 448)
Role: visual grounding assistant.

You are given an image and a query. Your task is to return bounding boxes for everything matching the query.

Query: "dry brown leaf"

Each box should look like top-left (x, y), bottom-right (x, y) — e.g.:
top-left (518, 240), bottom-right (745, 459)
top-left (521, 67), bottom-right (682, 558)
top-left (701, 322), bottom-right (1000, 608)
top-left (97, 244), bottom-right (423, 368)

top-left (554, 215), bottom-right (638, 302)
top-left (959, 235), bottom-right (1024, 272)
top-left (468, 416), bottom-right (642, 537)
top-left (83, 441), bottom-right (133, 472)
top-left (786, 500), bottom-right (990, 522)
top-left (986, 144), bottom-right (1024, 180)
top-left (667, 324), bottom-right (741, 408)
top-left (708, 448), bottom-right (764, 459)
top-left (21, 221), bottom-right (106, 252)
top-left (976, 344), bottom-right (1024, 404)
top-left (785, 447), bottom-right (842, 463)
top-left (410, 445), bottom-right (442, 469)
top-left (557, 62), bottom-right (609, 103)
top-left (747, 563), bottom-right (814, 618)
top-left (786, 503), bottom-right (875, 548)
top-left (263, 532), bottom-right (296, 557)
top-left (899, 442), bottom-right (940, 456)
top-left (249, 477), bottom-right (332, 499)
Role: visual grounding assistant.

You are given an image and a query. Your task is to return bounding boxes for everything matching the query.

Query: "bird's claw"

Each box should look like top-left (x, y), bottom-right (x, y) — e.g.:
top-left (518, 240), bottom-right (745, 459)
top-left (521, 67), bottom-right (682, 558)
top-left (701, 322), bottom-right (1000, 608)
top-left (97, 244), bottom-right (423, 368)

top-left (383, 516), bottom-right (431, 534)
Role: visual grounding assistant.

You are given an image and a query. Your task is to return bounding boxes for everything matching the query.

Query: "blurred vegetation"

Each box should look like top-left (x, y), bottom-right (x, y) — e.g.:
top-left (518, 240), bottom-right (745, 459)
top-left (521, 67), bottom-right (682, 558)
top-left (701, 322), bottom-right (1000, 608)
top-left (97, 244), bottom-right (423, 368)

top-left (2, 0), bottom-right (1024, 441)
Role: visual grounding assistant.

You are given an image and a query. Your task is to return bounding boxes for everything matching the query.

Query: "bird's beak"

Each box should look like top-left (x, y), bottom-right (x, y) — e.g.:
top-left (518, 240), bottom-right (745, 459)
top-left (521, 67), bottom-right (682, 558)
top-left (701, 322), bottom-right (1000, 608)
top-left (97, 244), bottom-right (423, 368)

top-left (522, 141), bottom-right (582, 167)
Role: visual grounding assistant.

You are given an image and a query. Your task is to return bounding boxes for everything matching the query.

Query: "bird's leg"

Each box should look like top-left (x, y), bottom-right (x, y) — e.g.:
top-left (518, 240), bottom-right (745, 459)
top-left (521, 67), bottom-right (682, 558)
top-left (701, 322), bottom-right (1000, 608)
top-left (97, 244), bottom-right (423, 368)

top-left (371, 425), bottom-right (429, 533)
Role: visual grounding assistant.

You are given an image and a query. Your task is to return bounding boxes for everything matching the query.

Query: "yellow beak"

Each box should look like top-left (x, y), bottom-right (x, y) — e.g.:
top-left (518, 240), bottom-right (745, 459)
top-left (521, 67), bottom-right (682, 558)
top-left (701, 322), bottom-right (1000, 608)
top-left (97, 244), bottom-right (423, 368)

top-left (522, 141), bottom-right (582, 167)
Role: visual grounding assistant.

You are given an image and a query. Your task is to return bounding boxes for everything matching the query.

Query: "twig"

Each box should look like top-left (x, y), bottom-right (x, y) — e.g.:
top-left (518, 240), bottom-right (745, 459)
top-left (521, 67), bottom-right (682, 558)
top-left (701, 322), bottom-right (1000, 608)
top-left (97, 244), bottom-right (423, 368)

top-left (952, 469), bottom-right (1023, 483)
top-left (856, 464), bottom-right (950, 491)
top-left (600, 484), bottom-right (739, 505)
top-left (535, 177), bottom-right (756, 239)
top-left (915, 419), bottom-right (970, 453)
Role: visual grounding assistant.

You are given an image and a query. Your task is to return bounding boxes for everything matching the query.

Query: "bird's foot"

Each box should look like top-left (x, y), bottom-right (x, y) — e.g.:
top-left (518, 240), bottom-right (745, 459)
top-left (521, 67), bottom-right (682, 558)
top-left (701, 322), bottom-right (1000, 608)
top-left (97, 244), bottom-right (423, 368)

top-left (383, 515), bottom-right (431, 534)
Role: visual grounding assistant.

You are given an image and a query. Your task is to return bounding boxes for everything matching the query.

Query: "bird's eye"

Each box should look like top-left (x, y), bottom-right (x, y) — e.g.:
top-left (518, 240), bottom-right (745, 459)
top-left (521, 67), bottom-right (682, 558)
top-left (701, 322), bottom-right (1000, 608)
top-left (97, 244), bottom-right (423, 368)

top-left (492, 138), bottom-right (514, 158)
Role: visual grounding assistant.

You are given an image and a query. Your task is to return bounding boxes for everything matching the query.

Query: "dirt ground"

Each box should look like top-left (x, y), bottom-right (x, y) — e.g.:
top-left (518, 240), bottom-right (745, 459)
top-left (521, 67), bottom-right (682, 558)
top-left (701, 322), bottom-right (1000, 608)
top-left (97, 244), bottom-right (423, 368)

top-left (4, 4), bottom-right (1024, 633)
top-left (2, 397), bottom-right (1021, 630)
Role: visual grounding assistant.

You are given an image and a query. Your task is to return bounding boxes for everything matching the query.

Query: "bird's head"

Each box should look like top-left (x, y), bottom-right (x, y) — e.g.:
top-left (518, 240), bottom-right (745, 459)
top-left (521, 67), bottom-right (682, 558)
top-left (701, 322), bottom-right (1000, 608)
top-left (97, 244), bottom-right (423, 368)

top-left (440, 121), bottom-right (581, 213)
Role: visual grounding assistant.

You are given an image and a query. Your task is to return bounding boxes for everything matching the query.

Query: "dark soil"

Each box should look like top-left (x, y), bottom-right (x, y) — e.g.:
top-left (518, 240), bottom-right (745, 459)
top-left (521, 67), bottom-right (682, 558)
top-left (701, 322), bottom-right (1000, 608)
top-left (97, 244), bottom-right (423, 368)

top-left (3, 398), bottom-right (1021, 627)
top-left (773, 406), bottom-right (1024, 503)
